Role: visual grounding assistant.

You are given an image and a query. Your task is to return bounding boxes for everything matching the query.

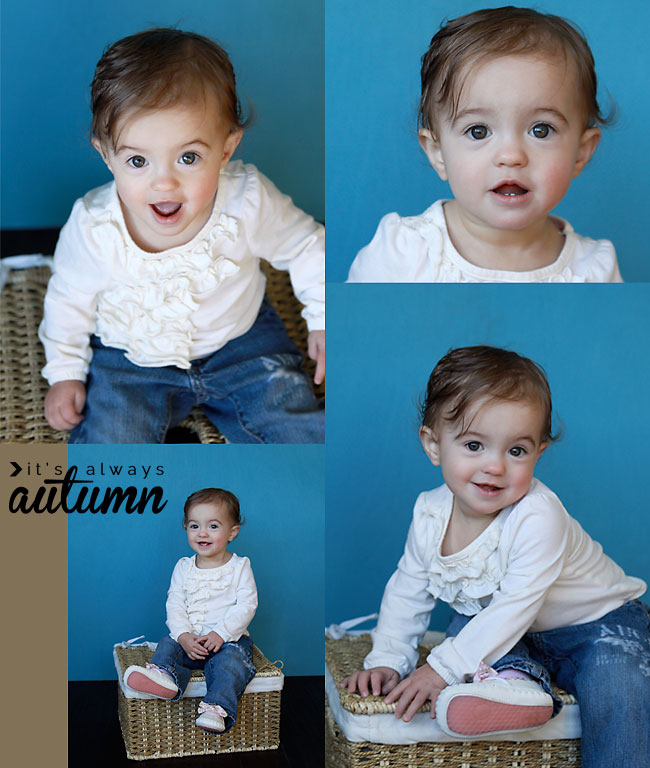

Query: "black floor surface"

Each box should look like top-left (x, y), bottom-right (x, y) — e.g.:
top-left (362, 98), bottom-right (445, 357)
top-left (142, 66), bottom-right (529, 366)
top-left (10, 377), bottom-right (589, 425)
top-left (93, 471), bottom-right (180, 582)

top-left (69, 676), bottom-right (324, 768)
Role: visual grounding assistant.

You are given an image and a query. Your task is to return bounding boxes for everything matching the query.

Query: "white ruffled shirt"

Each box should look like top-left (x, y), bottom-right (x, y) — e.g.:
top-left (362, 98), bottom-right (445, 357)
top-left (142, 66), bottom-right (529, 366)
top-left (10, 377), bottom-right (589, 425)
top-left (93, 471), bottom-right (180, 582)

top-left (364, 479), bottom-right (645, 685)
top-left (39, 161), bottom-right (324, 384)
top-left (348, 200), bottom-right (623, 283)
top-left (166, 553), bottom-right (257, 644)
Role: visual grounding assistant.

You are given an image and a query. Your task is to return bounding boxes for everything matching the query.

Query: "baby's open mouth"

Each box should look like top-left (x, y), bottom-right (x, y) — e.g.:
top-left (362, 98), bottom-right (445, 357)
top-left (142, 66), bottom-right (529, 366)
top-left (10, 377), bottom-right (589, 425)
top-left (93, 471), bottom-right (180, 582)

top-left (151, 202), bottom-right (182, 217)
top-left (492, 183), bottom-right (528, 197)
top-left (475, 483), bottom-right (503, 492)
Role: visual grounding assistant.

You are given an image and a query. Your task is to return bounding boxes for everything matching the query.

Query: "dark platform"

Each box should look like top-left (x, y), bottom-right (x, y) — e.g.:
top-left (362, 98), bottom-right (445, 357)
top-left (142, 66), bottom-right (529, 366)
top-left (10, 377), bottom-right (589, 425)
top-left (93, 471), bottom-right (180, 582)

top-left (69, 676), bottom-right (324, 767)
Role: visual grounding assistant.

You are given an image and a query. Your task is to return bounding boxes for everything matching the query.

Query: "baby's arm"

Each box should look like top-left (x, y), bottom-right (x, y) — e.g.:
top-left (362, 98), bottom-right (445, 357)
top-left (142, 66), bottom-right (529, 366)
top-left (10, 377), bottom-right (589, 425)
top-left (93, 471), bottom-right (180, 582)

top-left (165, 560), bottom-right (196, 641)
top-left (39, 201), bottom-right (112, 422)
top-left (363, 505), bottom-right (438, 679)
top-left (211, 557), bottom-right (258, 643)
top-left (244, 168), bottom-right (325, 381)
top-left (44, 380), bottom-right (86, 430)
top-left (341, 666), bottom-right (400, 697)
top-left (383, 662), bottom-right (447, 721)
top-left (177, 632), bottom-right (209, 660)
top-left (197, 630), bottom-right (224, 653)
top-left (307, 330), bottom-right (325, 385)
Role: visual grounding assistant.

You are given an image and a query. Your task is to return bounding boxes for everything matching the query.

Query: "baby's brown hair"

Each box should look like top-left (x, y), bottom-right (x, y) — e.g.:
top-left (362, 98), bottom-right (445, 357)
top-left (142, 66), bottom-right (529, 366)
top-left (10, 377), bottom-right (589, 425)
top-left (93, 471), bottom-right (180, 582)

top-left (91, 27), bottom-right (248, 150)
top-left (183, 488), bottom-right (243, 527)
top-left (419, 6), bottom-right (609, 135)
top-left (420, 345), bottom-right (556, 443)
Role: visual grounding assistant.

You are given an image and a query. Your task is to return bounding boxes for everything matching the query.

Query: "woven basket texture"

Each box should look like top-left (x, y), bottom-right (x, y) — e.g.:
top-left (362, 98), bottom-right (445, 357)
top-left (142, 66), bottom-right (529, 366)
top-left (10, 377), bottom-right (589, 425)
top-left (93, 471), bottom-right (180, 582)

top-left (0, 261), bottom-right (321, 443)
top-left (115, 643), bottom-right (283, 760)
top-left (325, 633), bottom-right (581, 768)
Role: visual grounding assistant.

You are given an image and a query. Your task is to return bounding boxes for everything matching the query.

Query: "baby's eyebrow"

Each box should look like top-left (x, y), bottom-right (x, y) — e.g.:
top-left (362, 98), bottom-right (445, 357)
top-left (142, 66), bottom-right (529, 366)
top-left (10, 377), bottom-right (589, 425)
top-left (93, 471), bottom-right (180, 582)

top-left (452, 107), bottom-right (493, 125)
top-left (115, 138), bottom-right (211, 154)
top-left (533, 107), bottom-right (569, 126)
top-left (452, 106), bottom-right (570, 127)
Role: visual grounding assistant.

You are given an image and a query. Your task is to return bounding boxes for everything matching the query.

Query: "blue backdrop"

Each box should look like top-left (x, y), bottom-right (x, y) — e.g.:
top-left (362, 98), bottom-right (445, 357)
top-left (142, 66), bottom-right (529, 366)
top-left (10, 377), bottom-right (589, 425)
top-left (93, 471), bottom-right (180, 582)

top-left (68, 444), bottom-right (324, 679)
top-left (1, 0), bottom-right (324, 228)
top-left (326, 0), bottom-right (650, 281)
top-left (325, 284), bottom-right (650, 631)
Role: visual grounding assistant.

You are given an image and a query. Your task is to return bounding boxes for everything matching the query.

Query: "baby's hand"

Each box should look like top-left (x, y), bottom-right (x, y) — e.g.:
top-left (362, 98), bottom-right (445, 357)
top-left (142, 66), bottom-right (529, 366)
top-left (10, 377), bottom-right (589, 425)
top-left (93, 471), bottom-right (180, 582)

top-left (197, 631), bottom-right (224, 653)
top-left (308, 330), bottom-right (325, 385)
top-left (384, 663), bottom-right (447, 722)
top-left (341, 666), bottom-right (400, 697)
top-left (44, 380), bottom-right (86, 430)
top-left (178, 632), bottom-right (209, 661)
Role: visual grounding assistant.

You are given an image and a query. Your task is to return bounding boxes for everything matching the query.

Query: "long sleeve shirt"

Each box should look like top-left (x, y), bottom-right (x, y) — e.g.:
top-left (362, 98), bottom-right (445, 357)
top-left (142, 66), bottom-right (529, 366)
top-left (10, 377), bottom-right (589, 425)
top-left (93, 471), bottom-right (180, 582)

top-left (165, 553), bottom-right (258, 644)
top-left (364, 480), bottom-right (645, 684)
top-left (39, 160), bottom-right (324, 384)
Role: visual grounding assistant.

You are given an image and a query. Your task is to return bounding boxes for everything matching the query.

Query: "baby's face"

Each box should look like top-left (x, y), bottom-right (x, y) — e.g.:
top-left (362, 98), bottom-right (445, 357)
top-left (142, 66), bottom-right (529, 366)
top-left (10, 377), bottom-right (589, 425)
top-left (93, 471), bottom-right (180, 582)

top-left (420, 398), bottom-right (548, 522)
top-left (419, 54), bottom-right (600, 237)
top-left (94, 99), bottom-right (242, 252)
top-left (185, 502), bottom-right (239, 564)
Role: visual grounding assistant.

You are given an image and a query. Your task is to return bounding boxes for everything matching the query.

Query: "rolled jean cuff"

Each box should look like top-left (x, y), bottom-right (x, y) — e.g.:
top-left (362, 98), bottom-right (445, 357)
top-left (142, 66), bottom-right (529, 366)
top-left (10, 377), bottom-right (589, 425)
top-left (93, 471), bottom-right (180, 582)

top-left (493, 659), bottom-right (563, 716)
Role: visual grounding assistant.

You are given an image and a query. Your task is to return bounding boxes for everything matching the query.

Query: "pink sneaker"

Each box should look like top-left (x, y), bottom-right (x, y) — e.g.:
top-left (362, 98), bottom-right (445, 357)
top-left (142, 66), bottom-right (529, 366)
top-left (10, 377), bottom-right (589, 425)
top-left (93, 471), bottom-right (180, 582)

top-left (436, 678), bottom-right (553, 738)
top-left (196, 702), bottom-right (227, 733)
top-left (124, 664), bottom-right (178, 699)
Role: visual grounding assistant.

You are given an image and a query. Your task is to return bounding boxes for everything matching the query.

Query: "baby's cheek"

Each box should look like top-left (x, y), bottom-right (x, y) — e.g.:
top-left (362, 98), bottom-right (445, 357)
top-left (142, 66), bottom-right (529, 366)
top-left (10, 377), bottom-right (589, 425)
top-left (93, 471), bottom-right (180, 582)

top-left (542, 161), bottom-right (575, 207)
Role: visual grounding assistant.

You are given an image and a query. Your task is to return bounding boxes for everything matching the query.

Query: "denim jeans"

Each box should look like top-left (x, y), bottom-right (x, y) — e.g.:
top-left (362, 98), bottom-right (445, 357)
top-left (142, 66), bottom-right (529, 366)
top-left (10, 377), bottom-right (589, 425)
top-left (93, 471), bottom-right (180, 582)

top-left (69, 298), bottom-right (324, 444)
top-left (150, 634), bottom-right (256, 732)
top-left (446, 600), bottom-right (650, 768)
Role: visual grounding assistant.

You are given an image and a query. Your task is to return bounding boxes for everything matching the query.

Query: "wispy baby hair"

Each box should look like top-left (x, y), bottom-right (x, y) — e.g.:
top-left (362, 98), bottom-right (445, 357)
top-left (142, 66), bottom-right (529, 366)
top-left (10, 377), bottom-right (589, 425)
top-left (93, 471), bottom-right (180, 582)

top-left (420, 345), bottom-right (556, 443)
top-left (419, 6), bottom-right (609, 134)
top-left (91, 27), bottom-right (249, 150)
top-left (183, 488), bottom-right (243, 526)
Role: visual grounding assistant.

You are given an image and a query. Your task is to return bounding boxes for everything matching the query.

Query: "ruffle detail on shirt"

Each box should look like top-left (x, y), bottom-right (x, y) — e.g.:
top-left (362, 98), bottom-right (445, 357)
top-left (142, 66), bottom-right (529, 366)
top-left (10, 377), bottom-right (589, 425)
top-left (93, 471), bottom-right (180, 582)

top-left (184, 562), bottom-right (234, 635)
top-left (421, 505), bottom-right (506, 615)
top-left (92, 213), bottom-right (240, 369)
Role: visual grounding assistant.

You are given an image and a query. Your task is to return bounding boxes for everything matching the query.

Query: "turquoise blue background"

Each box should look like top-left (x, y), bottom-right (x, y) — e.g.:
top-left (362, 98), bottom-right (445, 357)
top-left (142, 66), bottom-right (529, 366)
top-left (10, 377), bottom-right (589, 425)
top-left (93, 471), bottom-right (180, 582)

top-left (326, 0), bottom-right (650, 281)
top-left (68, 445), bottom-right (324, 679)
top-left (1, 0), bottom-right (324, 228)
top-left (325, 284), bottom-right (650, 631)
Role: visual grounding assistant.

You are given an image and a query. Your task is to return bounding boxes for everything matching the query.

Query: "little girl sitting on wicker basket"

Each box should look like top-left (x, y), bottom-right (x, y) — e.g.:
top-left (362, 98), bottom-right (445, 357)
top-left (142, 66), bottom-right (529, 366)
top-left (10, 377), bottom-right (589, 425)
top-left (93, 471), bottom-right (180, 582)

top-left (40, 27), bottom-right (324, 444)
top-left (125, 488), bottom-right (257, 734)
top-left (342, 346), bottom-right (649, 768)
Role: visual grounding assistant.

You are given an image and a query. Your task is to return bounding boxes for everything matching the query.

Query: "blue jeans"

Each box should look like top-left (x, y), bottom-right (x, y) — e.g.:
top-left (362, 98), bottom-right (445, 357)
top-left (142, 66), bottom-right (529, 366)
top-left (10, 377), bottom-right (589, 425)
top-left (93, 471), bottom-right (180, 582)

top-left (446, 600), bottom-right (650, 768)
top-left (150, 634), bottom-right (256, 732)
top-left (69, 299), bottom-right (324, 444)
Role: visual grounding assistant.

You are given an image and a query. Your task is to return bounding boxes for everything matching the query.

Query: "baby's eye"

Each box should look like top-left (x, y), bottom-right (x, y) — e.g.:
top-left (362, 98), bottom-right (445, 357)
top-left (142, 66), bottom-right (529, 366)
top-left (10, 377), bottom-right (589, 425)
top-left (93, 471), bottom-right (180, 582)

top-left (465, 441), bottom-right (482, 452)
top-left (127, 155), bottom-right (147, 168)
top-left (180, 151), bottom-right (199, 165)
top-left (465, 125), bottom-right (490, 141)
top-left (530, 123), bottom-right (553, 139)
top-left (189, 523), bottom-right (198, 529)
top-left (509, 446), bottom-right (527, 457)
top-left (209, 523), bottom-right (218, 529)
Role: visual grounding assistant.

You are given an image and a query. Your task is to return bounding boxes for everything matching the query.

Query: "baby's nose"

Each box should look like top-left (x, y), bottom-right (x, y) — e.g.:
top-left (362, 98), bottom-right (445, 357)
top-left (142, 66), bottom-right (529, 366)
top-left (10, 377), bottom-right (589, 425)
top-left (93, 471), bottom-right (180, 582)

top-left (493, 135), bottom-right (528, 167)
top-left (483, 454), bottom-right (506, 475)
top-left (151, 167), bottom-right (180, 191)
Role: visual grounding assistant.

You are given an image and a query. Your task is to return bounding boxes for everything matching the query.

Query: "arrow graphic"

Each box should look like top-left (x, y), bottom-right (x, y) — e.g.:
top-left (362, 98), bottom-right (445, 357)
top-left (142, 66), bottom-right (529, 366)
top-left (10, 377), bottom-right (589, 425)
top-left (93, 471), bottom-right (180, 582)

top-left (10, 461), bottom-right (22, 477)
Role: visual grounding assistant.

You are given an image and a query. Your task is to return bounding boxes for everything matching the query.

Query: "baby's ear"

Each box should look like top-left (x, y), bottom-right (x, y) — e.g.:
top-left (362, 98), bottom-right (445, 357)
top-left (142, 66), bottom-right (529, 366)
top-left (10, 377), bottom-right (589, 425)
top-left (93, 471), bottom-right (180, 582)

top-left (419, 426), bottom-right (441, 466)
top-left (220, 129), bottom-right (243, 169)
top-left (92, 137), bottom-right (112, 168)
top-left (228, 525), bottom-right (241, 542)
top-left (572, 127), bottom-right (601, 178)
top-left (418, 129), bottom-right (448, 181)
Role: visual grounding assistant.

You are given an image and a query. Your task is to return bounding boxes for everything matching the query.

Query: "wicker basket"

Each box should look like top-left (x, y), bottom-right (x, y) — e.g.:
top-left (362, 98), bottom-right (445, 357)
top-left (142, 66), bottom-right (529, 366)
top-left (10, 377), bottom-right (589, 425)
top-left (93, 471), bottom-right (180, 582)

top-left (0, 261), bottom-right (322, 443)
top-left (325, 633), bottom-right (581, 768)
top-left (114, 642), bottom-right (283, 760)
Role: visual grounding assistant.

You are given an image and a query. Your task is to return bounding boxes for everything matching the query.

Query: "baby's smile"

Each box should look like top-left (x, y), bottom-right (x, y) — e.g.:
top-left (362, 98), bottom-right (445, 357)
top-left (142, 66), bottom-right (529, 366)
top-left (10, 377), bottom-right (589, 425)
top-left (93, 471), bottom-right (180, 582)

top-left (150, 201), bottom-right (184, 225)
